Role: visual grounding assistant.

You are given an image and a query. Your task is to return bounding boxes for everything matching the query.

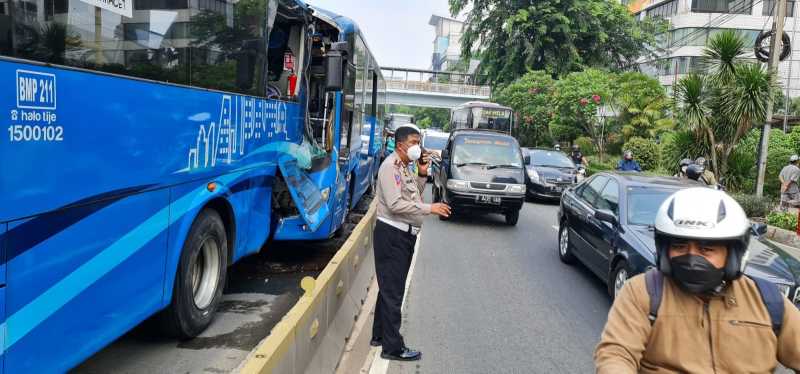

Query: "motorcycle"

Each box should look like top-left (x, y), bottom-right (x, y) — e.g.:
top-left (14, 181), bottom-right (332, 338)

top-left (576, 165), bottom-right (587, 183)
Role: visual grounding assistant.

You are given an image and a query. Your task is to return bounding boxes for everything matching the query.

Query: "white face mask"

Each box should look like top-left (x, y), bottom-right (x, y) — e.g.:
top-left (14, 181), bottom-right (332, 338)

top-left (406, 145), bottom-right (422, 161)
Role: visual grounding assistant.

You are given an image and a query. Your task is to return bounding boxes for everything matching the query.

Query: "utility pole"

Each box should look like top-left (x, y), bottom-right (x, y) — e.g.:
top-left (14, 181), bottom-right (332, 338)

top-left (756, 0), bottom-right (789, 197)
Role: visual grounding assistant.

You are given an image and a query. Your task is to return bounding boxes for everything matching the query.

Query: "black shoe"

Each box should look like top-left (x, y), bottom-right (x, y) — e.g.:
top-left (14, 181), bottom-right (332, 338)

top-left (370, 338), bottom-right (382, 347)
top-left (380, 347), bottom-right (421, 361)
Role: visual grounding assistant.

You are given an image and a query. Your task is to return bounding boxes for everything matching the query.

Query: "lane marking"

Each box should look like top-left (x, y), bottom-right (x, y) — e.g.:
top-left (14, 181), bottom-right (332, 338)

top-left (369, 228), bottom-right (423, 374)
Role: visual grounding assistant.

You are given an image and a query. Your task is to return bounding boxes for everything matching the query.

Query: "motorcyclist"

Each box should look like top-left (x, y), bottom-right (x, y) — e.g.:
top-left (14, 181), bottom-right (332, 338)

top-left (595, 188), bottom-right (800, 373)
top-left (674, 158), bottom-right (692, 178)
top-left (570, 144), bottom-right (589, 168)
top-left (554, 143), bottom-right (561, 152)
top-left (616, 151), bottom-right (642, 172)
top-left (695, 157), bottom-right (717, 186)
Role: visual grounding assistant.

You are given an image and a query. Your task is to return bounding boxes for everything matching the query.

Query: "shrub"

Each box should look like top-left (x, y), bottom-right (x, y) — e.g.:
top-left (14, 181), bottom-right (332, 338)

top-left (660, 130), bottom-right (710, 176)
top-left (767, 211), bottom-right (798, 231)
top-left (726, 127), bottom-right (800, 197)
top-left (586, 156), bottom-right (617, 176)
top-left (731, 194), bottom-right (774, 218)
top-left (574, 136), bottom-right (595, 156)
top-left (622, 137), bottom-right (660, 171)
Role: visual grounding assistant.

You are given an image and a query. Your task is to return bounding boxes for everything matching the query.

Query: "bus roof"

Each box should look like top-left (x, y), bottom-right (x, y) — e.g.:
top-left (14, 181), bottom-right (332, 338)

top-left (452, 101), bottom-right (512, 111)
top-left (311, 6), bottom-right (360, 35)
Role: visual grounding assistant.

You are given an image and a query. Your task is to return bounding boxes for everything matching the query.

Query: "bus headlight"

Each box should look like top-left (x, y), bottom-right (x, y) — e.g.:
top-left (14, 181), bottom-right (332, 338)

top-left (507, 184), bottom-right (526, 194)
top-left (321, 187), bottom-right (331, 201)
top-left (447, 179), bottom-right (470, 192)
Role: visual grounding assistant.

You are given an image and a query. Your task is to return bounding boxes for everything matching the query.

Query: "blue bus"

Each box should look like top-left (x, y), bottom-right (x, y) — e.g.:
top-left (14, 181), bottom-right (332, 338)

top-left (0, 0), bottom-right (385, 371)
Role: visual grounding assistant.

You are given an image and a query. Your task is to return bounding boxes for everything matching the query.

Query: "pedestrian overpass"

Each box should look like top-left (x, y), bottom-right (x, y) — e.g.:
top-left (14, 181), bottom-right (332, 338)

top-left (380, 67), bottom-right (491, 109)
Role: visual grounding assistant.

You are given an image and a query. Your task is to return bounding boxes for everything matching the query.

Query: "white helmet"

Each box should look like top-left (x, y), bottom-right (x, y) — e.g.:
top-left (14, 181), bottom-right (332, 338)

top-left (654, 188), bottom-right (751, 280)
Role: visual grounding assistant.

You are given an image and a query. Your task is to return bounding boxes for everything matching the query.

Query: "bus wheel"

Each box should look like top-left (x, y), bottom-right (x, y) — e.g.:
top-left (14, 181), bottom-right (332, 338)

top-left (162, 209), bottom-right (228, 338)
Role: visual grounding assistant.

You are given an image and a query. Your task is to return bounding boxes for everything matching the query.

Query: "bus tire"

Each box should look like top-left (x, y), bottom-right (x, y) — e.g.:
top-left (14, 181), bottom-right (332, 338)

top-left (162, 209), bottom-right (228, 338)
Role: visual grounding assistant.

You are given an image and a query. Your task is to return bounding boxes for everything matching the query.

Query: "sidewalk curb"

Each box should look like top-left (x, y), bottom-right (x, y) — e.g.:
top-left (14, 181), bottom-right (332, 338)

top-left (335, 277), bottom-right (379, 374)
top-left (765, 225), bottom-right (800, 249)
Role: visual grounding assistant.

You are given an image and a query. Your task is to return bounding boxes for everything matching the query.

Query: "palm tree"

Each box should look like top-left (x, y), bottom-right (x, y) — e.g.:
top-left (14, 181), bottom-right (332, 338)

top-left (718, 63), bottom-right (776, 175)
top-left (674, 74), bottom-right (718, 175)
top-left (674, 30), bottom-right (778, 180)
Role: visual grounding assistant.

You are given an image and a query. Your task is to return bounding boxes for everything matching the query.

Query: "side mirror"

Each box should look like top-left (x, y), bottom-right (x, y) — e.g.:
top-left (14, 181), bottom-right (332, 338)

top-left (752, 222), bottom-right (768, 236)
top-left (524, 155), bottom-right (531, 165)
top-left (325, 42), bottom-right (348, 91)
top-left (595, 209), bottom-right (618, 227)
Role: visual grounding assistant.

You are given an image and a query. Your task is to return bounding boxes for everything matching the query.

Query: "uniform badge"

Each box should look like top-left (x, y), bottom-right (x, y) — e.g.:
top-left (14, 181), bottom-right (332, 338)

top-left (394, 173), bottom-right (402, 186)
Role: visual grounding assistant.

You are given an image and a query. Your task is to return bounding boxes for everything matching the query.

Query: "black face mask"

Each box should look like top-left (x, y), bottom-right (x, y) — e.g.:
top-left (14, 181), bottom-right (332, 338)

top-left (669, 254), bottom-right (725, 294)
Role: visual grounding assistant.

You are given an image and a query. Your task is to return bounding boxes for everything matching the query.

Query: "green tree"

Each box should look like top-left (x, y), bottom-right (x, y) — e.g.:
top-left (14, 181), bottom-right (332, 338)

top-left (449, 0), bottom-right (664, 84)
top-left (494, 71), bottom-right (556, 147)
top-left (551, 69), bottom-right (616, 158)
top-left (674, 30), bottom-right (779, 181)
top-left (387, 105), bottom-right (450, 129)
top-left (612, 72), bottom-right (674, 141)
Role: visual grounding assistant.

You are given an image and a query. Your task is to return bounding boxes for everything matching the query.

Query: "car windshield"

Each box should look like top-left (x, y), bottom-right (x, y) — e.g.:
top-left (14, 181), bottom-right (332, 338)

top-left (423, 135), bottom-right (448, 150)
top-left (531, 150), bottom-right (575, 168)
top-left (627, 188), bottom-right (678, 226)
top-left (452, 136), bottom-right (522, 167)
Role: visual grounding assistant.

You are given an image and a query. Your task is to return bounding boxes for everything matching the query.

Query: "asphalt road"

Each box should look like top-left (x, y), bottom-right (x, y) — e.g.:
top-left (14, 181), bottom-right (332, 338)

top-left (387, 199), bottom-right (613, 374)
top-left (75, 198), bottom-right (373, 373)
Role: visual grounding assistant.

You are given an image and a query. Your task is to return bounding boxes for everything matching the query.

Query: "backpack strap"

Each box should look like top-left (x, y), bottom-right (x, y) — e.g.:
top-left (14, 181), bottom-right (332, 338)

top-left (750, 276), bottom-right (785, 336)
top-left (645, 269), bottom-right (664, 325)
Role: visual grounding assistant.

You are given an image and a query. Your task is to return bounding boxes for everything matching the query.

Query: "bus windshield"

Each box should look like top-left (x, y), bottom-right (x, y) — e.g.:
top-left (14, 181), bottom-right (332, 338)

top-left (452, 136), bottom-right (522, 167)
top-left (423, 135), bottom-right (449, 150)
top-left (472, 107), bottom-right (512, 132)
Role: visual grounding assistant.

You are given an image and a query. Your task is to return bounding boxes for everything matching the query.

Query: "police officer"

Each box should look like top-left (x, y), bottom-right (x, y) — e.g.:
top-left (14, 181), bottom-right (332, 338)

top-left (595, 188), bottom-right (800, 373)
top-left (371, 124), bottom-right (451, 361)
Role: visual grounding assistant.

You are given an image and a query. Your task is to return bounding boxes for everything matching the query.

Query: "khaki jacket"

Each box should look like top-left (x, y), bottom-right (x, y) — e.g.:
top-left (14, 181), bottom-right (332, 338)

top-left (595, 274), bottom-right (800, 374)
top-left (376, 152), bottom-right (430, 227)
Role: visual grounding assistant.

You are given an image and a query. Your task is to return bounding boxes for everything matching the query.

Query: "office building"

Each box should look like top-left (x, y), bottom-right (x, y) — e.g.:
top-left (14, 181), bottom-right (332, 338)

top-left (630, 0), bottom-right (800, 98)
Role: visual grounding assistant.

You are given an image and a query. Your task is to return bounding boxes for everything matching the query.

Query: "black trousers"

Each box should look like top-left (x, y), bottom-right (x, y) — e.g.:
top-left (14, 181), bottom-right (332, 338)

top-left (372, 220), bottom-right (417, 353)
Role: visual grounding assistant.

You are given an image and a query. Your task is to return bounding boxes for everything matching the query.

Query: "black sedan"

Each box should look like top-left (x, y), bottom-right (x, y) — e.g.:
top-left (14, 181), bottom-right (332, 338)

top-left (522, 148), bottom-right (577, 200)
top-left (557, 172), bottom-right (800, 304)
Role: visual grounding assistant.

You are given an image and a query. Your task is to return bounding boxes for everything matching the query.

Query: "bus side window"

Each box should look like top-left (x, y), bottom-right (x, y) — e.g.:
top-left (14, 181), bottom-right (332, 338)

top-left (0, 0), bottom-right (312, 97)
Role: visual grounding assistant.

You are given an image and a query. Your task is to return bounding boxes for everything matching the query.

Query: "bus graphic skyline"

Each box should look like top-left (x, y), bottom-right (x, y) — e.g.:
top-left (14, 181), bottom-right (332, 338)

top-left (188, 95), bottom-right (289, 170)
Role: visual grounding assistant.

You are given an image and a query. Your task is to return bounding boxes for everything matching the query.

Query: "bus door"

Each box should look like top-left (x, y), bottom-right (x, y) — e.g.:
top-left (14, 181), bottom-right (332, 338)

top-left (277, 156), bottom-right (331, 232)
top-left (0, 223), bottom-right (5, 374)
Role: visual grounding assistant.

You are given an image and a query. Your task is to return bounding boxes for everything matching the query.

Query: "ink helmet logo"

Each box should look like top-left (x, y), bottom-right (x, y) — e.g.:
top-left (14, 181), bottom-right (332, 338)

top-left (674, 219), bottom-right (716, 229)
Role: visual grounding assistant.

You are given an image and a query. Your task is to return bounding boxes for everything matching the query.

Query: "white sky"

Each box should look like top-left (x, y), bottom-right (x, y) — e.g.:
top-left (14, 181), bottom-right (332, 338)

top-left (307, 0), bottom-right (454, 69)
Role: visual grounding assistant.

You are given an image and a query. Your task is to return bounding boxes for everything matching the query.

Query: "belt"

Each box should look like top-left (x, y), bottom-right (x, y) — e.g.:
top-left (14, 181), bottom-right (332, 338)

top-left (378, 217), bottom-right (421, 236)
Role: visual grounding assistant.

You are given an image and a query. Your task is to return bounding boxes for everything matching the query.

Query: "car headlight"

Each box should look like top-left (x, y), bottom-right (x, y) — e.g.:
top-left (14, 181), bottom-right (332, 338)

top-left (527, 169), bottom-right (540, 183)
top-left (507, 184), bottom-right (526, 194)
top-left (447, 179), bottom-right (470, 192)
top-left (777, 283), bottom-right (792, 298)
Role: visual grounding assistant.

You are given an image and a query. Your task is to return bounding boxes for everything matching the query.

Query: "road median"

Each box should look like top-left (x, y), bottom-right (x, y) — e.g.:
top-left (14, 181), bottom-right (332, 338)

top-left (237, 202), bottom-right (377, 374)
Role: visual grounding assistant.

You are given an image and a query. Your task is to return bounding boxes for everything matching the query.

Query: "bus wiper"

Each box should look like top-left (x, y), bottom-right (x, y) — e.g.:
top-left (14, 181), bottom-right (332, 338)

top-left (456, 162), bottom-right (489, 167)
top-left (486, 164), bottom-right (521, 170)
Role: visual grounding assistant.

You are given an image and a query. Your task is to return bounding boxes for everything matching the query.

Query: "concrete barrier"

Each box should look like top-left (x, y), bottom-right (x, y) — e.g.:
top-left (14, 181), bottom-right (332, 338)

top-left (238, 202), bottom-right (377, 374)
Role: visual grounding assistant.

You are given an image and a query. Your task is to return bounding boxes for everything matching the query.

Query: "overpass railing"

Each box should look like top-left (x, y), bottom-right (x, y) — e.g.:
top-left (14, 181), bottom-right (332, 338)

top-left (381, 67), bottom-right (491, 97)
